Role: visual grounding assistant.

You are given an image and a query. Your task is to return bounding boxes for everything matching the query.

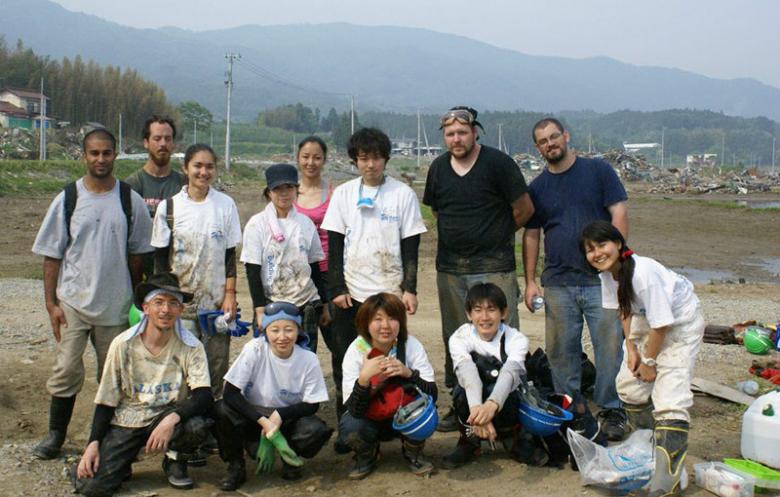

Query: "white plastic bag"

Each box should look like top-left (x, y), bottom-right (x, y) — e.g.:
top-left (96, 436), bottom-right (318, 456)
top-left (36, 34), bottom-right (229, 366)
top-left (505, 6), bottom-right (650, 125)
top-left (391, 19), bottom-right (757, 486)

top-left (567, 428), bottom-right (654, 492)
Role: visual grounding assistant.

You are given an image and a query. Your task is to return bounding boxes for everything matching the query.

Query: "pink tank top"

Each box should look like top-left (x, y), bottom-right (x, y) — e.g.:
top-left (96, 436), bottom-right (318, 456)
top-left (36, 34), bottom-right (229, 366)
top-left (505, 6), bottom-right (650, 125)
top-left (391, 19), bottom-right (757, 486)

top-left (294, 183), bottom-right (332, 272)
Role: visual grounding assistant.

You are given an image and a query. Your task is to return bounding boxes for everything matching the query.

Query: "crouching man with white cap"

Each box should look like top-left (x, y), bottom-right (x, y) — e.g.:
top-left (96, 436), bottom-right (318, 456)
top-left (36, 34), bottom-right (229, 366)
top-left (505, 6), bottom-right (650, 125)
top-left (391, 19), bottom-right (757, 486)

top-left (73, 273), bottom-right (214, 496)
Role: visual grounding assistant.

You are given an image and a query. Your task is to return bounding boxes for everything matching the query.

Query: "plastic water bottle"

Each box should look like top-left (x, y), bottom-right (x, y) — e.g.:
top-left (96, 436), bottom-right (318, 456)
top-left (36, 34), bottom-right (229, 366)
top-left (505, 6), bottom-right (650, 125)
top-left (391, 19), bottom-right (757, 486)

top-left (532, 296), bottom-right (545, 312)
top-left (214, 313), bottom-right (236, 334)
top-left (736, 380), bottom-right (759, 396)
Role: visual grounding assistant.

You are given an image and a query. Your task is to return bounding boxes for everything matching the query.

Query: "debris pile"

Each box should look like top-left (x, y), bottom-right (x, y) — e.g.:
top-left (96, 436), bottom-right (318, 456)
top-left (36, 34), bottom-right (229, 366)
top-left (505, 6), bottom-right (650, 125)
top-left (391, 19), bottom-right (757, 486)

top-left (0, 128), bottom-right (83, 160)
top-left (580, 149), bottom-right (780, 195)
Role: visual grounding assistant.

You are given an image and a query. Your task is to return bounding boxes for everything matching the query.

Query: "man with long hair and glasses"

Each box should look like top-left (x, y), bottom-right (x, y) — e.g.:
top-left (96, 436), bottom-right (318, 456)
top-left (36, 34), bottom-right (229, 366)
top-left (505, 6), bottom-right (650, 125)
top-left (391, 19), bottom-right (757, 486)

top-left (423, 106), bottom-right (534, 432)
top-left (522, 117), bottom-right (629, 442)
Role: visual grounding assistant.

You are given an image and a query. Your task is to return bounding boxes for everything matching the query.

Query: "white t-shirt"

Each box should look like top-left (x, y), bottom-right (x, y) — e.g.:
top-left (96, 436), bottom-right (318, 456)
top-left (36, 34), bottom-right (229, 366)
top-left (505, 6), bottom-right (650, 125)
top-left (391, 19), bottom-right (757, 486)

top-left (241, 207), bottom-right (324, 306)
top-left (449, 323), bottom-right (529, 372)
top-left (151, 186), bottom-right (242, 318)
top-left (449, 323), bottom-right (528, 407)
top-left (321, 176), bottom-right (427, 302)
top-left (95, 327), bottom-right (211, 428)
top-left (600, 255), bottom-right (699, 329)
top-left (32, 179), bottom-right (153, 325)
top-left (224, 338), bottom-right (329, 408)
top-left (341, 335), bottom-right (435, 402)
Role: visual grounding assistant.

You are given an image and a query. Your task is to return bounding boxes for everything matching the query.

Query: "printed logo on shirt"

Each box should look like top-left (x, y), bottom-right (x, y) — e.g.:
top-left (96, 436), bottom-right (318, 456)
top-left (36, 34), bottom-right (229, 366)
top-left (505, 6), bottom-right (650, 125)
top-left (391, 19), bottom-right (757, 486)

top-left (133, 381), bottom-right (182, 395)
top-left (278, 389), bottom-right (303, 403)
top-left (380, 208), bottom-right (399, 223)
top-left (210, 229), bottom-right (224, 240)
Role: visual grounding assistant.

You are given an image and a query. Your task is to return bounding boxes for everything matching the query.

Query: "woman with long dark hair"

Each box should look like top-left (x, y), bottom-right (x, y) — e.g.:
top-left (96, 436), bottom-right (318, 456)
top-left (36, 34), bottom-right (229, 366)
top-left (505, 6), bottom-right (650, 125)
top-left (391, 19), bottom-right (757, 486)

top-left (580, 220), bottom-right (704, 496)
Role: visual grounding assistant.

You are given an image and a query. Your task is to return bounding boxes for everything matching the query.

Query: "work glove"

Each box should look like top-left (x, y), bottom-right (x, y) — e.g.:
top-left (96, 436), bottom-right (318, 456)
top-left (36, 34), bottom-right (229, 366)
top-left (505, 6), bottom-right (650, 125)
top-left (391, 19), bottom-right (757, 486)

top-left (267, 430), bottom-right (304, 467)
top-left (255, 435), bottom-right (276, 474)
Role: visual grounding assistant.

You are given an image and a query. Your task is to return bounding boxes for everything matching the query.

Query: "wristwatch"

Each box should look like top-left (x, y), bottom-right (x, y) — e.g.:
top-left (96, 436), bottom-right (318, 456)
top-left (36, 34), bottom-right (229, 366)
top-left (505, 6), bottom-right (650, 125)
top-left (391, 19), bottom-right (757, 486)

top-left (641, 357), bottom-right (657, 367)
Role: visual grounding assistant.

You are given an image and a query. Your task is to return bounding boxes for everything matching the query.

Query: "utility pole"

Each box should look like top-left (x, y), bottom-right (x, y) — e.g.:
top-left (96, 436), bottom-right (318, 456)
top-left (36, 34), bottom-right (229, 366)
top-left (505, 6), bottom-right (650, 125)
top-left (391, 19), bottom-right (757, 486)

top-left (224, 52), bottom-right (240, 171)
top-left (193, 119), bottom-right (198, 144)
top-left (118, 113), bottom-right (123, 154)
top-left (660, 127), bottom-right (665, 169)
top-left (772, 137), bottom-right (776, 174)
top-left (416, 110), bottom-right (421, 168)
top-left (498, 123), bottom-right (503, 153)
top-left (720, 132), bottom-right (725, 170)
top-left (350, 95), bottom-right (355, 135)
top-left (39, 77), bottom-right (47, 161)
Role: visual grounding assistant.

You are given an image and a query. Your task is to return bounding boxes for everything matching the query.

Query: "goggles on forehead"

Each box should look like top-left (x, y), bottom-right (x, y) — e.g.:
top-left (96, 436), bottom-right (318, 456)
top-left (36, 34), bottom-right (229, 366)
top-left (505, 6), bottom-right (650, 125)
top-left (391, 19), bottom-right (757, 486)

top-left (265, 301), bottom-right (301, 318)
top-left (439, 109), bottom-right (475, 128)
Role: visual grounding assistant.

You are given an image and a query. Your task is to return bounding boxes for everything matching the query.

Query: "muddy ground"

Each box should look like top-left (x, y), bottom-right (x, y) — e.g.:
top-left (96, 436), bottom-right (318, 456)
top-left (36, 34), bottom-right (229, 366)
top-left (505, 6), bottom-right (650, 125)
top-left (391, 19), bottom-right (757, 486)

top-left (0, 184), bottom-right (779, 497)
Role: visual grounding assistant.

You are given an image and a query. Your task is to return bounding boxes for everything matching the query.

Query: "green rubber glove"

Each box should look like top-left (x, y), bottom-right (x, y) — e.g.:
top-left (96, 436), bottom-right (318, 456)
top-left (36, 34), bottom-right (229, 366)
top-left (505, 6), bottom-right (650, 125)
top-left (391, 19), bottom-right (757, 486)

top-left (255, 435), bottom-right (276, 474)
top-left (267, 430), bottom-right (304, 467)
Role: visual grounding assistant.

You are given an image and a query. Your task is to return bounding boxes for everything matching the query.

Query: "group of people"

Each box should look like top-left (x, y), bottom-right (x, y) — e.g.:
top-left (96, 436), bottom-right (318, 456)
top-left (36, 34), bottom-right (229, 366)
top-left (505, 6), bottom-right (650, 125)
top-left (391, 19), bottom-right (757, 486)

top-left (30, 109), bottom-right (704, 497)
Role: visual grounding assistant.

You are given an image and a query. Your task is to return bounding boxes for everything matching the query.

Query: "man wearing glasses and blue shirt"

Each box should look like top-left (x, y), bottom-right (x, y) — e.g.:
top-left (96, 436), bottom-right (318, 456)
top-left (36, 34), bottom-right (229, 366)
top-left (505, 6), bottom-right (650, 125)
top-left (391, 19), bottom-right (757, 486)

top-left (522, 117), bottom-right (629, 442)
top-left (423, 106), bottom-right (534, 432)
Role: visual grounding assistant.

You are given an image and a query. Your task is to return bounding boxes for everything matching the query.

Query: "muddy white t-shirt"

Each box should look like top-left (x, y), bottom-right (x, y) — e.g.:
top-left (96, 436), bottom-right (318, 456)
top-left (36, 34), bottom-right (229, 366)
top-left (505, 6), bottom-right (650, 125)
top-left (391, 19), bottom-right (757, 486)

top-left (151, 187), bottom-right (242, 318)
top-left (341, 335), bottom-right (434, 402)
top-left (224, 339), bottom-right (328, 408)
top-left (321, 176), bottom-right (427, 302)
top-left (95, 326), bottom-right (211, 428)
top-left (241, 207), bottom-right (324, 307)
top-left (600, 255), bottom-right (699, 329)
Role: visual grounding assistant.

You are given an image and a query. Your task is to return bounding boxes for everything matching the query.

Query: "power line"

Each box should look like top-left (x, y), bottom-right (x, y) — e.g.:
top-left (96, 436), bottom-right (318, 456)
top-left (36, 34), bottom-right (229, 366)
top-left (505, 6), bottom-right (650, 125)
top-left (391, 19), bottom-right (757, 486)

top-left (236, 58), bottom-right (348, 97)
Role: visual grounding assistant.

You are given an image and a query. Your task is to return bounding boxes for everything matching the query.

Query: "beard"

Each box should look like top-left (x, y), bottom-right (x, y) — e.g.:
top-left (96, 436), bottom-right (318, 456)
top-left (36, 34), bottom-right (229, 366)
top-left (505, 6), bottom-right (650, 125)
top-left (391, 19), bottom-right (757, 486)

top-left (449, 141), bottom-right (474, 159)
top-left (150, 150), bottom-right (171, 168)
top-left (543, 145), bottom-right (567, 164)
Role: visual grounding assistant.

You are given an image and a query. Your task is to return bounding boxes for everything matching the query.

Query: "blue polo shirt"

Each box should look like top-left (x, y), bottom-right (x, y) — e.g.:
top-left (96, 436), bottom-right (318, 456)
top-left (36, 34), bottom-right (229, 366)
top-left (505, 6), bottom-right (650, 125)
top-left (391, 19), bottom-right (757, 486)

top-left (526, 157), bottom-right (627, 286)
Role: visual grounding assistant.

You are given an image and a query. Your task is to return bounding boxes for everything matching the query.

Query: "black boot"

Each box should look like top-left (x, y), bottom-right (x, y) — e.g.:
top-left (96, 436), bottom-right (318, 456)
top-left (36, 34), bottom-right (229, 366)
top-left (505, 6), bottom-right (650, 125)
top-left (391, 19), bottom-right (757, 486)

top-left (624, 402), bottom-right (655, 432)
top-left (33, 395), bottom-right (76, 460)
top-left (220, 458), bottom-right (246, 491)
top-left (441, 433), bottom-right (481, 469)
top-left (648, 420), bottom-right (689, 497)
top-left (347, 439), bottom-right (380, 480)
top-left (437, 407), bottom-right (459, 433)
top-left (163, 453), bottom-right (194, 490)
top-left (505, 428), bottom-right (549, 467)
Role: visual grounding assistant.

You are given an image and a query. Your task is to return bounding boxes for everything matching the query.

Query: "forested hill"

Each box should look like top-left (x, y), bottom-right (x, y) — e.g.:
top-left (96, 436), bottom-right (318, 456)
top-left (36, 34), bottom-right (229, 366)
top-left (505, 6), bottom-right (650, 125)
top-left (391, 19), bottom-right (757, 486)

top-left (2, 0), bottom-right (780, 121)
top-left (0, 40), bottom-right (176, 139)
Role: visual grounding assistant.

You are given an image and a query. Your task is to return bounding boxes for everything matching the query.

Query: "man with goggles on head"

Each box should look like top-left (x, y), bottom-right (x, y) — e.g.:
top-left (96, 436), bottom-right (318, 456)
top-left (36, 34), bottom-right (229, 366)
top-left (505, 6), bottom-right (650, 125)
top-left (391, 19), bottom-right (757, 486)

top-left (423, 106), bottom-right (534, 432)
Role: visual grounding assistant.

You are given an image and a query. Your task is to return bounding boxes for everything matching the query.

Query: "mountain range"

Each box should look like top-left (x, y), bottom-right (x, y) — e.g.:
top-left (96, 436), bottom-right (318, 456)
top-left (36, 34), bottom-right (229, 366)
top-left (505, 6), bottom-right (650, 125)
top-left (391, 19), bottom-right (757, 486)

top-left (2, 0), bottom-right (780, 121)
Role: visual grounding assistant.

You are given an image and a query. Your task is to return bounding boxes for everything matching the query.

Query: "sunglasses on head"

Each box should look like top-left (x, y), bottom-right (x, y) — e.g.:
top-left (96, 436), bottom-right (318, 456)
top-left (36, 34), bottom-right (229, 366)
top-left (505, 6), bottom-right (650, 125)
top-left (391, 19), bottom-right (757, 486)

top-left (439, 109), bottom-right (475, 128)
top-left (264, 301), bottom-right (301, 317)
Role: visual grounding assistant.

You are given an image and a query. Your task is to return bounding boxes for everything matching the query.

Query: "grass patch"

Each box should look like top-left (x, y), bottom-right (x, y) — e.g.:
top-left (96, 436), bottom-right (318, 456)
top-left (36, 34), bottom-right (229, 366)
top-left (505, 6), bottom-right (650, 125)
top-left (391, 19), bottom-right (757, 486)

top-left (0, 159), bottom-right (144, 196)
top-left (420, 203), bottom-right (436, 229)
top-left (515, 241), bottom-right (545, 278)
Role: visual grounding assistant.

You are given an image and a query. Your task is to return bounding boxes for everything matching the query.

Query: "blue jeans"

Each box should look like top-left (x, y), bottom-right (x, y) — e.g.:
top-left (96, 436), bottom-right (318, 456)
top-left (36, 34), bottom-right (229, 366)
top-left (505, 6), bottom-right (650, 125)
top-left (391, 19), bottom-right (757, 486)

top-left (337, 412), bottom-right (396, 450)
top-left (544, 285), bottom-right (622, 409)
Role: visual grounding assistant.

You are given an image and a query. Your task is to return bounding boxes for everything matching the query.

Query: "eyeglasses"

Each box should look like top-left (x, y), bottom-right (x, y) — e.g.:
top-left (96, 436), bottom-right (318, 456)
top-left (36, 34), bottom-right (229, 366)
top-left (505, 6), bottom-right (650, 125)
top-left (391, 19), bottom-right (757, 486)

top-left (148, 299), bottom-right (183, 310)
top-left (265, 301), bottom-right (301, 317)
top-left (439, 109), bottom-right (475, 128)
top-left (535, 132), bottom-right (563, 147)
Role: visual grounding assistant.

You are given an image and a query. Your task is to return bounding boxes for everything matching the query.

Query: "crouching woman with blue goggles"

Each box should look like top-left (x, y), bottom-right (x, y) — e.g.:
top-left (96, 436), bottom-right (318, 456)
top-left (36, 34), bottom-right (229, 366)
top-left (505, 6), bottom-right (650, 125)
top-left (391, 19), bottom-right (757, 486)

top-left (215, 302), bottom-right (333, 491)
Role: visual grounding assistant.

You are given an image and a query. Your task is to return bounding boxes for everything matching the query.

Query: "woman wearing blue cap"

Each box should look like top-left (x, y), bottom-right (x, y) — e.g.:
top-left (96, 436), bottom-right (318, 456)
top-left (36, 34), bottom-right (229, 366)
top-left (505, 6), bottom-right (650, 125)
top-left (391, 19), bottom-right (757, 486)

top-left (215, 302), bottom-right (333, 491)
top-left (242, 163), bottom-right (327, 351)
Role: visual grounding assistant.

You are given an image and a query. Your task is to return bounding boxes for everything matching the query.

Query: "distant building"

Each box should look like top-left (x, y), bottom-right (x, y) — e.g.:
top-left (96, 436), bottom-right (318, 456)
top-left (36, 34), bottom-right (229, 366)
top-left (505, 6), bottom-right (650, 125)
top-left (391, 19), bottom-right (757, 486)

top-left (391, 139), bottom-right (442, 157)
top-left (623, 142), bottom-right (660, 154)
top-left (686, 154), bottom-right (718, 168)
top-left (0, 87), bottom-right (52, 129)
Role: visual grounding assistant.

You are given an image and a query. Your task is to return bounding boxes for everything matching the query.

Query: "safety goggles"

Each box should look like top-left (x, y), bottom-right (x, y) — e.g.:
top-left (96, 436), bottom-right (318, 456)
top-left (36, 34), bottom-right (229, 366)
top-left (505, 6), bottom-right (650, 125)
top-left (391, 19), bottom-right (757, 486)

top-left (439, 109), bottom-right (475, 128)
top-left (265, 301), bottom-right (301, 318)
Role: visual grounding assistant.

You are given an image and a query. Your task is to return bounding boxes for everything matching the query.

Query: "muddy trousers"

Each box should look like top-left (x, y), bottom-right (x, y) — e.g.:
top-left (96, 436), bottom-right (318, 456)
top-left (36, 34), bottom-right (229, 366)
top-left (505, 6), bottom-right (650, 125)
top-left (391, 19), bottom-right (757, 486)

top-left (329, 301), bottom-right (362, 418)
top-left (182, 318), bottom-right (230, 399)
top-left (215, 401), bottom-right (332, 463)
top-left (72, 415), bottom-right (211, 497)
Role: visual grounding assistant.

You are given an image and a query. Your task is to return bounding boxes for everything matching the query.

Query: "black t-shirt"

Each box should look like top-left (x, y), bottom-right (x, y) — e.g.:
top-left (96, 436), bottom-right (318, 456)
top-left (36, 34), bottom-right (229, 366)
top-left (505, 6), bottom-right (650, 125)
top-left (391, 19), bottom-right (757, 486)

top-left (423, 145), bottom-right (529, 274)
top-left (124, 168), bottom-right (185, 217)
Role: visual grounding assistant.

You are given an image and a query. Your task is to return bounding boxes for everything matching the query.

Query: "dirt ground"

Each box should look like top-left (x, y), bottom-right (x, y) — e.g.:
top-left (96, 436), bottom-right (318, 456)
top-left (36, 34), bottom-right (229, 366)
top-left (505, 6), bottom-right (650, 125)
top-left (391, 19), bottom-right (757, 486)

top-left (0, 184), bottom-right (778, 497)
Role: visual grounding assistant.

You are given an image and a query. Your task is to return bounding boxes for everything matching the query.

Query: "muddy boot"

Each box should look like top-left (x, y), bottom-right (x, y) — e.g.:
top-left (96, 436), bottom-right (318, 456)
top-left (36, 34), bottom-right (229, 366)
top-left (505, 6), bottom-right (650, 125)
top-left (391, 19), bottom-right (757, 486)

top-left (625, 402), bottom-right (655, 432)
top-left (347, 441), bottom-right (380, 480)
top-left (281, 461), bottom-right (304, 481)
top-left (401, 438), bottom-right (434, 476)
top-left (33, 395), bottom-right (76, 460)
top-left (504, 427), bottom-right (549, 467)
top-left (220, 458), bottom-right (246, 491)
top-left (163, 452), bottom-right (194, 490)
top-left (441, 432), bottom-right (481, 469)
top-left (648, 420), bottom-right (689, 497)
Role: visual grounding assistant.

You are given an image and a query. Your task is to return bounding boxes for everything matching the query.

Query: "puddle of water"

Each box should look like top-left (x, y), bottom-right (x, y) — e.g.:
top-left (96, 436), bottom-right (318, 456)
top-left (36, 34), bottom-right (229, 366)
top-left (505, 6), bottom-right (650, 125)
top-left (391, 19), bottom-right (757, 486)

top-left (674, 267), bottom-right (738, 284)
top-left (735, 200), bottom-right (780, 209)
top-left (743, 258), bottom-right (780, 277)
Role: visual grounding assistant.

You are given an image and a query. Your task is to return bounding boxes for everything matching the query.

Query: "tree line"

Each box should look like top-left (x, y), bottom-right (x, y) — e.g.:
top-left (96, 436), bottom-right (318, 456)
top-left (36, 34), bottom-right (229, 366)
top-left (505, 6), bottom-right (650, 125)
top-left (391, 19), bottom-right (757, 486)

top-left (0, 38), bottom-right (176, 143)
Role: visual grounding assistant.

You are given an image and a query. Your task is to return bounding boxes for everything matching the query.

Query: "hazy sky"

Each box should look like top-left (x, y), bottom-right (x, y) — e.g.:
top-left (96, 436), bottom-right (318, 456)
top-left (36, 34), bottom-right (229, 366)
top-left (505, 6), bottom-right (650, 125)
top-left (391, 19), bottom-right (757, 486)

top-left (51, 0), bottom-right (780, 88)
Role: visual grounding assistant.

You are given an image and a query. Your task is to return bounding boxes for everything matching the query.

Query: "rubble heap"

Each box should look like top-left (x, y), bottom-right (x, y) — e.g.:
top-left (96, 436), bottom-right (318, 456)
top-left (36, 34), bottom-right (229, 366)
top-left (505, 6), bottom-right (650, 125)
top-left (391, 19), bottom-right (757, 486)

top-left (0, 128), bottom-right (83, 160)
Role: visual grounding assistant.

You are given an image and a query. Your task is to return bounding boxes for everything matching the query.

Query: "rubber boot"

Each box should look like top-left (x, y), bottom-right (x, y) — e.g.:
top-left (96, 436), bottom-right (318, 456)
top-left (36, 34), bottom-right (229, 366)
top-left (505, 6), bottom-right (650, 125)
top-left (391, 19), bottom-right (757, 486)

top-left (348, 442), bottom-right (379, 480)
top-left (648, 420), bottom-right (689, 497)
top-left (401, 438), bottom-right (434, 476)
top-left (441, 431), bottom-right (481, 469)
top-left (33, 395), bottom-right (76, 460)
top-left (220, 457), bottom-right (246, 491)
top-left (163, 451), bottom-right (194, 490)
top-left (502, 426), bottom-right (549, 467)
top-left (625, 402), bottom-right (655, 432)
